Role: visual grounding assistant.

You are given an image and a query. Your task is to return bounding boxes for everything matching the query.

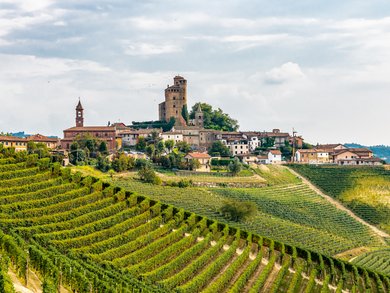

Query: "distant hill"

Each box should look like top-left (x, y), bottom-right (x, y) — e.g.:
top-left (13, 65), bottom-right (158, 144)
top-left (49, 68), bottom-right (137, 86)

top-left (345, 143), bottom-right (390, 163)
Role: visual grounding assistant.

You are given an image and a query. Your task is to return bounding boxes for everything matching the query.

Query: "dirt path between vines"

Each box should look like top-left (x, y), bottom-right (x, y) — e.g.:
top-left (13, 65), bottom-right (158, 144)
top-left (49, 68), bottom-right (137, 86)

top-left (286, 167), bottom-right (390, 240)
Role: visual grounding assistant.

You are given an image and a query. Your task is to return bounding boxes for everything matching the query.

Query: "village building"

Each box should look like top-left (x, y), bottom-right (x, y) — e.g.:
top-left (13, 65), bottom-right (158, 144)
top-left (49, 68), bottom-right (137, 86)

top-left (267, 149), bottom-right (282, 164)
top-left (236, 154), bottom-right (258, 164)
top-left (118, 128), bottom-right (162, 148)
top-left (259, 129), bottom-right (290, 147)
top-left (295, 149), bottom-right (330, 164)
top-left (332, 148), bottom-right (374, 165)
top-left (224, 139), bottom-right (249, 156)
top-left (160, 131), bottom-right (184, 143)
top-left (184, 152), bottom-right (211, 172)
top-left (0, 136), bottom-right (28, 152)
top-left (26, 134), bottom-right (60, 149)
top-left (60, 100), bottom-right (117, 152)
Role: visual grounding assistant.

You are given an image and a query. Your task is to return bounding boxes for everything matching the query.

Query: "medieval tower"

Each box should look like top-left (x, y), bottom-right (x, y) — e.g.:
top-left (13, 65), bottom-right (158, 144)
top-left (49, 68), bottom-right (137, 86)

top-left (75, 99), bottom-right (84, 127)
top-left (158, 76), bottom-right (188, 126)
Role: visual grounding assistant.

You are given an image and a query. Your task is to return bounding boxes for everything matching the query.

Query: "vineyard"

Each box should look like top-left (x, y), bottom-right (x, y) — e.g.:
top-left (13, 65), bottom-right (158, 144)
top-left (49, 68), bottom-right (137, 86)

top-left (0, 157), bottom-right (389, 292)
top-left (109, 175), bottom-right (384, 256)
top-left (288, 165), bottom-right (390, 232)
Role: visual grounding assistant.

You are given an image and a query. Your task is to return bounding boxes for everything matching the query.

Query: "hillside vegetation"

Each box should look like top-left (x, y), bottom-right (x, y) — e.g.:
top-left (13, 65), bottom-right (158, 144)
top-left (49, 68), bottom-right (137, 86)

top-left (288, 165), bottom-right (390, 234)
top-left (92, 165), bottom-right (385, 257)
top-left (0, 157), bottom-right (389, 292)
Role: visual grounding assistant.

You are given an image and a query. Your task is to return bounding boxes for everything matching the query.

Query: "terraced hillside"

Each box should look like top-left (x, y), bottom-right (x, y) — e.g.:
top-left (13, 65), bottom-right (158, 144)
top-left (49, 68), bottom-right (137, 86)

top-left (0, 158), bottom-right (389, 292)
top-left (102, 168), bottom-right (385, 256)
top-left (288, 165), bottom-right (390, 233)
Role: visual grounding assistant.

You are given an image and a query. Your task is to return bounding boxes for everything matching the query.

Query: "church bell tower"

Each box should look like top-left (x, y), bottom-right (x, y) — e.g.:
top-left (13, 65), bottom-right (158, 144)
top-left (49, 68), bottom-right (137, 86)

top-left (75, 98), bottom-right (84, 127)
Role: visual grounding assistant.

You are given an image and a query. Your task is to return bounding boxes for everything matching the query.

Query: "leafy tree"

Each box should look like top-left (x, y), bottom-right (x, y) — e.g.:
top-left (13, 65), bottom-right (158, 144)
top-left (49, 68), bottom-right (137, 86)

top-left (99, 141), bottom-right (108, 154)
top-left (228, 157), bottom-right (242, 175)
top-left (261, 137), bottom-right (275, 148)
top-left (138, 165), bottom-right (161, 185)
top-left (181, 105), bottom-right (189, 124)
top-left (176, 141), bottom-right (191, 153)
top-left (220, 200), bottom-right (257, 222)
top-left (190, 102), bottom-right (238, 131)
top-left (208, 141), bottom-right (231, 157)
top-left (145, 144), bottom-right (155, 158)
top-left (164, 139), bottom-right (174, 153)
top-left (156, 141), bottom-right (165, 155)
top-left (187, 158), bottom-right (201, 171)
top-left (135, 158), bottom-right (149, 169)
top-left (69, 142), bottom-right (86, 165)
top-left (96, 155), bottom-right (110, 172)
top-left (27, 141), bottom-right (50, 158)
top-left (136, 137), bottom-right (146, 151)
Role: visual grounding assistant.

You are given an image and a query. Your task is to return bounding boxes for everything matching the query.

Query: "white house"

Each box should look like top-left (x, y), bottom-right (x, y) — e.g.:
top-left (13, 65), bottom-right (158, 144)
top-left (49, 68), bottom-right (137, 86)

top-left (224, 140), bottom-right (250, 156)
top-left (267, 150), bottom-right (282, 164)
top-left (248, 136), bottom-right (260, 151)
top-left (160, 132), bottom-right (183, 144)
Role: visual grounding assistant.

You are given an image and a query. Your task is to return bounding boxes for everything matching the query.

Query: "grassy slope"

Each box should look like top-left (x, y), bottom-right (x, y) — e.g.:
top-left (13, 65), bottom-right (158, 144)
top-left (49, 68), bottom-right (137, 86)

top-left (74, 165), bottom-right (385, 256)
top-left (289, 165), bottom-right (390, 234)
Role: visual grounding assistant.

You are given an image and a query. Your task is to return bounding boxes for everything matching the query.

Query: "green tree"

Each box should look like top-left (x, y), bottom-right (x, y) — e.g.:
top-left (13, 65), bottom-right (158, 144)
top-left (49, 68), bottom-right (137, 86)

top-left (228, 157), bottom-right (242, 175)
top-left (176, 141), bottom-right (191, 153)
top-left (136, 137), bottom-right (146, 151)
top-left (190, 102), bottom-right (238, 131)
top-left (187, 158), bottom-right (201, 171)
top-left (181, 105), bottom-right (189, 124)
top-left (146, 144), bottom-right (155, 158)
top-left (99, 141), bottom-right (108, 154)
top-left (261, 137), bottom-right (275, 148)
top-left (96, 155), bottom-right (110, 172)
top-left (220, 200), bottom-right (257, 222)
top-left (69, 142), bottom-right (86, 165)
top-left (208, 141), bottom-right (231, 157)
top-left (164, 139), bottom-right (174, 153)
top-left (138, 166), bottom-right (161, 185)
top-left (156, 141), bottom-right (165, 156)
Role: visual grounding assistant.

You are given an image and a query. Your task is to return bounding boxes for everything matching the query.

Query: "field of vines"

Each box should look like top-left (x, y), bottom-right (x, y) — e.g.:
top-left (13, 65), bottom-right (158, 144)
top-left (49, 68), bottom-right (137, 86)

top-left (0, 157), bottom-right (389, 292)
top-left (352, 249), bottom-right (390, 276)
top-left (288, 165), bottom-right (390, 230)
top-left (111, 176), bottom-right (384, 256)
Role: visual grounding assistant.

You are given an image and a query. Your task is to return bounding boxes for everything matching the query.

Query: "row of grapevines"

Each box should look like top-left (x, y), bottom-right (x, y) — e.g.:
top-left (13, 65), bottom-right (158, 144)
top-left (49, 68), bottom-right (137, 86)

top-left (127, 228), bottom-right (201, 276)
top-left (37, 204), bottom-right (142, 241)
top-left (4, 197), bottom-right (115, 230)
top-left (18, 199), bottom-right (129, 235)
top-left (0, 171), bottom-right (51, 189)
top-left (249, 252), bottom-right (277, 292)
top-left (158, 234), bottom-right (228, 289)
top-left (75, 213), bottom-right (163, 255)
top-left (13, 189), bottom-right (105, 219)
top-left (230, 242), bottom-right (263, 292)
top-left (103, 219), bottom-right (177, 263)
top-left (202, 243), bottom-right (251, 293)
top-left (0, 167), bottom-right (39, 180)
top-left (52, 207), bottom-right (151, 250)
top-left (0, 161), bottom-right (26, 172)
top-left (0, 182), bottom-right (76, 208)
top-left (141, 232), bottom-right (213, 283)
top-left (269, 257), bottom-right (292, 293)
top-left (177, 235), bottom-right (240, 293)
top-left (0, 186), bottom-right (89, 214)
top-left (113, 223), bottom-right (188, 267)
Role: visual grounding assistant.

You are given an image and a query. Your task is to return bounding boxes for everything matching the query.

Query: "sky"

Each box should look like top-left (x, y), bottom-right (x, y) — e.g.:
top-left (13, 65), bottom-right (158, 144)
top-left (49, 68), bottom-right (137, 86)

top-left (0, 0), bottom-right (389, 145)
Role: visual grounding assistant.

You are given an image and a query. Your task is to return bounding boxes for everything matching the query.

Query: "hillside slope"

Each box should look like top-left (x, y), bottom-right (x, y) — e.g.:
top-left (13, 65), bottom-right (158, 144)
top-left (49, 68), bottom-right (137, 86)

top-left (0, 157), bottom-right (389, 291)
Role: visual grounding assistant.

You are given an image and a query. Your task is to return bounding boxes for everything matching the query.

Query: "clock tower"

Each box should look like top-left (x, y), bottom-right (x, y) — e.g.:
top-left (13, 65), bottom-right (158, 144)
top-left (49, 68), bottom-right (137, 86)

top-left (75, 99), bottom-right (84, 127)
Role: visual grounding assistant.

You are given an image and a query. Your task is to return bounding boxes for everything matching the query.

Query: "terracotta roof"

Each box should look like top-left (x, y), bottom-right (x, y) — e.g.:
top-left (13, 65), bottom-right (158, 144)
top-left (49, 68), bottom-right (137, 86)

top-left (162, 132), bottom-right (182, 135)
top-left (269, 150), bottom-right (282, 155)
top-left (0, 135), bottom-right (26, 142)
top-left (316, 144), bottom-right (344, 149)
top-left (27, 134), bottom-right (59, 142)
top-left (333, 148), bottom-right (372, 156)
top-left (297, 149), bottom-right (327, 153)
top-left (64, 126), bottom-right (116, 132)
top-left (185, 152), bottom-right (211, 159)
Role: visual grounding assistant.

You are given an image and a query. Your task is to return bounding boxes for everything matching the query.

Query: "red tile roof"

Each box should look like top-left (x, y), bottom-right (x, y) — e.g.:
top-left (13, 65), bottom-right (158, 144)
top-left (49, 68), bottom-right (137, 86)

top-left (0, 135), bottom-right (26, 142)
top-left (185, 152), bottom-right (211, 159)
top-left (64, 126), bottom-right (116, 132)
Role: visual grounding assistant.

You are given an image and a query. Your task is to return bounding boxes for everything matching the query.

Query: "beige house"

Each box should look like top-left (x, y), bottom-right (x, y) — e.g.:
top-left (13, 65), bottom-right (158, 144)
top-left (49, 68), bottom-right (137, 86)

top-left (295, 149), bottom-right (330, 164)
top-left (0, 136), bottom-right (27, 152)
top-left (184, 152), bottom-right (211, 172)
top-left (27, 134), bottom-right (60, 149)
top-left (332, 148), bottom-right (374, 165)
top-left (160, 132), bottom-right (183, 144)
top-left (236, 154), bottom-right (258, 164)
top-left (224, 140), bottom-right (249, 156)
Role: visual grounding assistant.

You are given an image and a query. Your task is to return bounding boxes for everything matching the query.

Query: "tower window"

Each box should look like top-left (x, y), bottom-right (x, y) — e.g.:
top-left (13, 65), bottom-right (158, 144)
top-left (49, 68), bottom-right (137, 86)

top-left (173, 96), bottom-right (176, 100)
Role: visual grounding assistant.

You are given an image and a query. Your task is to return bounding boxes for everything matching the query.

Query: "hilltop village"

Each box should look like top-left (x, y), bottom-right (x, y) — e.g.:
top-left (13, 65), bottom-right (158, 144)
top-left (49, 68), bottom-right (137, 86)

top-left (0, 76), bottom-right (384, 170)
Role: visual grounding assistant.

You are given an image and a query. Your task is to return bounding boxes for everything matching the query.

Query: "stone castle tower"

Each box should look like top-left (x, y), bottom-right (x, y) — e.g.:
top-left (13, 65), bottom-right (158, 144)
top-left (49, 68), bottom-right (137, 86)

top-left (75, 99), bottom-right (84, 127)
top-left (158, 76), bottom-right (188, 126)
top-left (194, 103), bottom-right (204, 128)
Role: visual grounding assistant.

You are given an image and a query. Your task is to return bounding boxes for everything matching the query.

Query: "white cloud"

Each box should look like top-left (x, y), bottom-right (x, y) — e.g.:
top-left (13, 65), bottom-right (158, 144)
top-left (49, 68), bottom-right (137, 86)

top-left (264, 62), bottom-right (305, 84)
top-left (123, 42), bottom-right (181, 56)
